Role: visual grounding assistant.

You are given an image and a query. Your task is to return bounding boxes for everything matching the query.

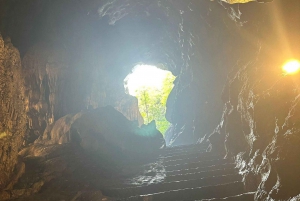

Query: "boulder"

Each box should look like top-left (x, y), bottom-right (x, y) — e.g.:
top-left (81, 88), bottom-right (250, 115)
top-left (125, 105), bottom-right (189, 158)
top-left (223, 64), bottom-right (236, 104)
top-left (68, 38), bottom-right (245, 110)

top-left (36, 106), bottom-right (165, 157)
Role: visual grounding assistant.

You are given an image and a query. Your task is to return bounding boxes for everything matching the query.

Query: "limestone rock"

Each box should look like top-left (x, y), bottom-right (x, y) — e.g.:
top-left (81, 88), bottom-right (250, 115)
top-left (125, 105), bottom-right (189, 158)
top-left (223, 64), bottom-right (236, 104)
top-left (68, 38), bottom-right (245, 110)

top-left (22, 43), bottom-right (70, 143)
top-left (36, 106), bottom-right (165, 156)
top-left (0, 35), bottom-right (26, 192)
top-left (113, 94), bottom-right (144, 127)
top-left (35, 113), bottom-right (82, 145)
top-left (5, 143), bottom-right (117, 200)
top-left (214, 60), bottom-right (300, 200)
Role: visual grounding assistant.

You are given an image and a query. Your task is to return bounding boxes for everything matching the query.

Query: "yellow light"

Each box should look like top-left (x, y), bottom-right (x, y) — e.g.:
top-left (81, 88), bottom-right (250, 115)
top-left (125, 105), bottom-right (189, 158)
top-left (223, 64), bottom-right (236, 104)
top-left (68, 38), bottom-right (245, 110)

top-left (282, 59), bottom-right (300, 74)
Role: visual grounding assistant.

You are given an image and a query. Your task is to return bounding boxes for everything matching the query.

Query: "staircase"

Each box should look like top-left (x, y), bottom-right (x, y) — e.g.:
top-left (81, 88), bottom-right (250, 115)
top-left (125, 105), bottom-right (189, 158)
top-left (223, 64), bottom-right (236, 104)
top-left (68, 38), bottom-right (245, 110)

top-left (102, 144), bottom-right (254, 201)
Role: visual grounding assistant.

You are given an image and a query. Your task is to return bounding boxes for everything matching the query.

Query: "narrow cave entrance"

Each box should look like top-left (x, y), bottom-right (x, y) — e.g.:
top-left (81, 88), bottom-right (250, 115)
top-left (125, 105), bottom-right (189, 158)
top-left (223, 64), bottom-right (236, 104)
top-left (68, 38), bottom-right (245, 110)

top-left (124, 64), bottom-right (176, 135)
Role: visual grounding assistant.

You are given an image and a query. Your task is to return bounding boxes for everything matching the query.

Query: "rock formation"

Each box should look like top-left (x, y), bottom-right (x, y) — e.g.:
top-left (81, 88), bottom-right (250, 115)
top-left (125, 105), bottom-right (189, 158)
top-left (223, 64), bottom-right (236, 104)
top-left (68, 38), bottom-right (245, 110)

top-left (207, 1), bottom-right (300, 200)
top-left (113, 94), bottom-right (144, 127)
top-left (210, 60), bottom-right (300, 200)
top-left (35, 106), bottom-right (164, 155)
top-left (22, 43), bottom-right (70, 144)
top-left (0, 35), bottom-right (26, 194)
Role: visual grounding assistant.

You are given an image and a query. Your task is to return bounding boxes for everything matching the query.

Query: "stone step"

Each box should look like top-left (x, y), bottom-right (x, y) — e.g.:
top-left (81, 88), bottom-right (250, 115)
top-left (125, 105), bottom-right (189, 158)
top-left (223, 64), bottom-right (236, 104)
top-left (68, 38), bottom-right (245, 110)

top-left (165, 168), bottom-right (238, 182)
top-left (124, 182), bottom-right (245, 201)
top-left (103, 174), bottom-right (242, 198)
top-left (102, 144), bottom-right (249, 201)
top-left (166, 163), bottom-right (236, 176)
top-left (161, 144), bottom-right (208, 154)
top-left (165, 158), bottom-right (232, 172)
top-left (199, 192), bottom-right (255, 201)
top-left (167, 143), bottom-right (208, 149)
top-left (159, 148), bottom-right (208, 158)
top-left (163, 154), bottom-right (225, 166)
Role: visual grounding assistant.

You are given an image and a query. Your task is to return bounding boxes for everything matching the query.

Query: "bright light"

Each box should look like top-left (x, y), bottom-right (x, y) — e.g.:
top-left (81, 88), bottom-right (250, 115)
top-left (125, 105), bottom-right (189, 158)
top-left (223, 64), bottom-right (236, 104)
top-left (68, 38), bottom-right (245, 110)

top-left (282, 59), bottom-right (300, 75)
top-left (124, 64), bottom-right (171, 96)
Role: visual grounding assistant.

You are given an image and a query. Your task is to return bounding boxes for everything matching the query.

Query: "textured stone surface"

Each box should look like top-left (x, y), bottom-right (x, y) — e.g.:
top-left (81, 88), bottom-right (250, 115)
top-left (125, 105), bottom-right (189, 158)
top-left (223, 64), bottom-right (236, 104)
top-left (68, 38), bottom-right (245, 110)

top-left (22, 43), bottom-right (70, 143)
top-left (7, 143), bottom-right (116, 201)
top-left (214, 62), bottom-right (300, 200)
top-left (208, 1), bottom-right (300, 199)
top-left (0, 35), bottom-right (26, 192)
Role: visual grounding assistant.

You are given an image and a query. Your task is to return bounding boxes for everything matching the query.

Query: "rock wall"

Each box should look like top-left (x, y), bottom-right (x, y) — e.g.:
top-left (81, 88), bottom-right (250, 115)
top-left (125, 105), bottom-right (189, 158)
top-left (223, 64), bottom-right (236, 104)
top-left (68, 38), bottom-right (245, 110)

top-left (212, 59), bottom-right (300, 200)
top-left (208, 1), bottom-right (300, 199)
top-left (0, 35), bottom-right (26, 191)
top-left (22, 43), bottom-right (70, 143)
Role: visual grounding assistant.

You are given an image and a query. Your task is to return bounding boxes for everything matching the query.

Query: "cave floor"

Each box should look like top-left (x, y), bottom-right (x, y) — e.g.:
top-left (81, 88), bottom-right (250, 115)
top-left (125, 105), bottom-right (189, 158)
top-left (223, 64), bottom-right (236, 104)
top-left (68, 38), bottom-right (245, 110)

top-left (8, 144), bottom-right (254, 201)
top-left (101, 144), bottom-right (255, 201)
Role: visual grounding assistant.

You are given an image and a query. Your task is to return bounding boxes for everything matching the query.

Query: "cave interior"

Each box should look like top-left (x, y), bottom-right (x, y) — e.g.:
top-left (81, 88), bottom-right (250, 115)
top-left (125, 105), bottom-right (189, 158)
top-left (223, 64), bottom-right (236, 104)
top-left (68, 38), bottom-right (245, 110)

top-left (0, 0), bottom-right (300, 200)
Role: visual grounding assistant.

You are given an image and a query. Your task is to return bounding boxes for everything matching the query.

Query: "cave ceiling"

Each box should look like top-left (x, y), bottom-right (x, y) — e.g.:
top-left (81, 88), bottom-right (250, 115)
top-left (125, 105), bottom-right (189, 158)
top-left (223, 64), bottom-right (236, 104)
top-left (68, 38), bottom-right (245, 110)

top-left (0, 0), bottom-right (275, 77)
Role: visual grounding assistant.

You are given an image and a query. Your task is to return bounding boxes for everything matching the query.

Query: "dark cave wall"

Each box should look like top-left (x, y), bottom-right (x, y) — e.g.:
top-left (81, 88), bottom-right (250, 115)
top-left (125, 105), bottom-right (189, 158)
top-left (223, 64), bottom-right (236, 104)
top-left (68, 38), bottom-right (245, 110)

top-left (209, 1), bottom-right (300, 200)
top-left (22, 43), bottom-right (73, 142)
top-left (216, 59), bottom-right (300, 200)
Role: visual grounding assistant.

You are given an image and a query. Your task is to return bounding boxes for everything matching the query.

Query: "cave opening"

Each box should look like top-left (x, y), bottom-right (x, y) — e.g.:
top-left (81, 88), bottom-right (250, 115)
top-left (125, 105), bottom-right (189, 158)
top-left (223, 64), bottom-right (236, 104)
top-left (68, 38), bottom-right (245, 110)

top-left (124, 64), bottom-right (176, 135)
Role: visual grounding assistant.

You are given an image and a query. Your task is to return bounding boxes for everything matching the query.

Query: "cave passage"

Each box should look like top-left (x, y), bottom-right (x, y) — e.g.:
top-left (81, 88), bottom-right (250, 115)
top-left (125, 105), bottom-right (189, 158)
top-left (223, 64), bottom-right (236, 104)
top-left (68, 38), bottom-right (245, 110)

top-left (124, 64), bottom-right (176, 135)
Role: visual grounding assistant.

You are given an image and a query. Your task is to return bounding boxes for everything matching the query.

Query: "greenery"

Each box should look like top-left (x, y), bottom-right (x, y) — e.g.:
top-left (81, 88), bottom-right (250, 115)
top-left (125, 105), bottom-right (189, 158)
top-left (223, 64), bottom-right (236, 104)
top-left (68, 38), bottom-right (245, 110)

top-left (135, 72), bottom-right (175, 135)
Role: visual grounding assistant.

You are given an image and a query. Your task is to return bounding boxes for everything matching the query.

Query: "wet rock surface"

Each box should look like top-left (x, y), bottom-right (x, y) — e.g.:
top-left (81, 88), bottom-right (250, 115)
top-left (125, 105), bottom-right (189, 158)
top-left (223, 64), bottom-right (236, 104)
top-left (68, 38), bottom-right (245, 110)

top-left (210, 57), bottom-right (300, 200)
top-left (1, 143), bottom-right (250, 201)
top-left (206, 1), bottom-right (300, 200)
top-left (102, 144), bottom-right (254, 201)
top-left (3, 143), bottom-right (116, 201)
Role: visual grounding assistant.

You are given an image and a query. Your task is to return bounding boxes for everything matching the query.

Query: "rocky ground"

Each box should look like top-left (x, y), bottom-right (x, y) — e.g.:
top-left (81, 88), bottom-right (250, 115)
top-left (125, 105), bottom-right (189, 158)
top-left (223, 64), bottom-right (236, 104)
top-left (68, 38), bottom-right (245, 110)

top-left (2, 143), bottom-right (254, 201)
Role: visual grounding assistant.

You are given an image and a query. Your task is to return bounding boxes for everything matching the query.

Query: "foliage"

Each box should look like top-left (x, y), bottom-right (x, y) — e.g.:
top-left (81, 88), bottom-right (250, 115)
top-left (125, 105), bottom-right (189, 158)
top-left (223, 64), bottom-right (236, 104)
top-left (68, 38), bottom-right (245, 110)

top-left (135, 72), bottom-right (175, 135)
